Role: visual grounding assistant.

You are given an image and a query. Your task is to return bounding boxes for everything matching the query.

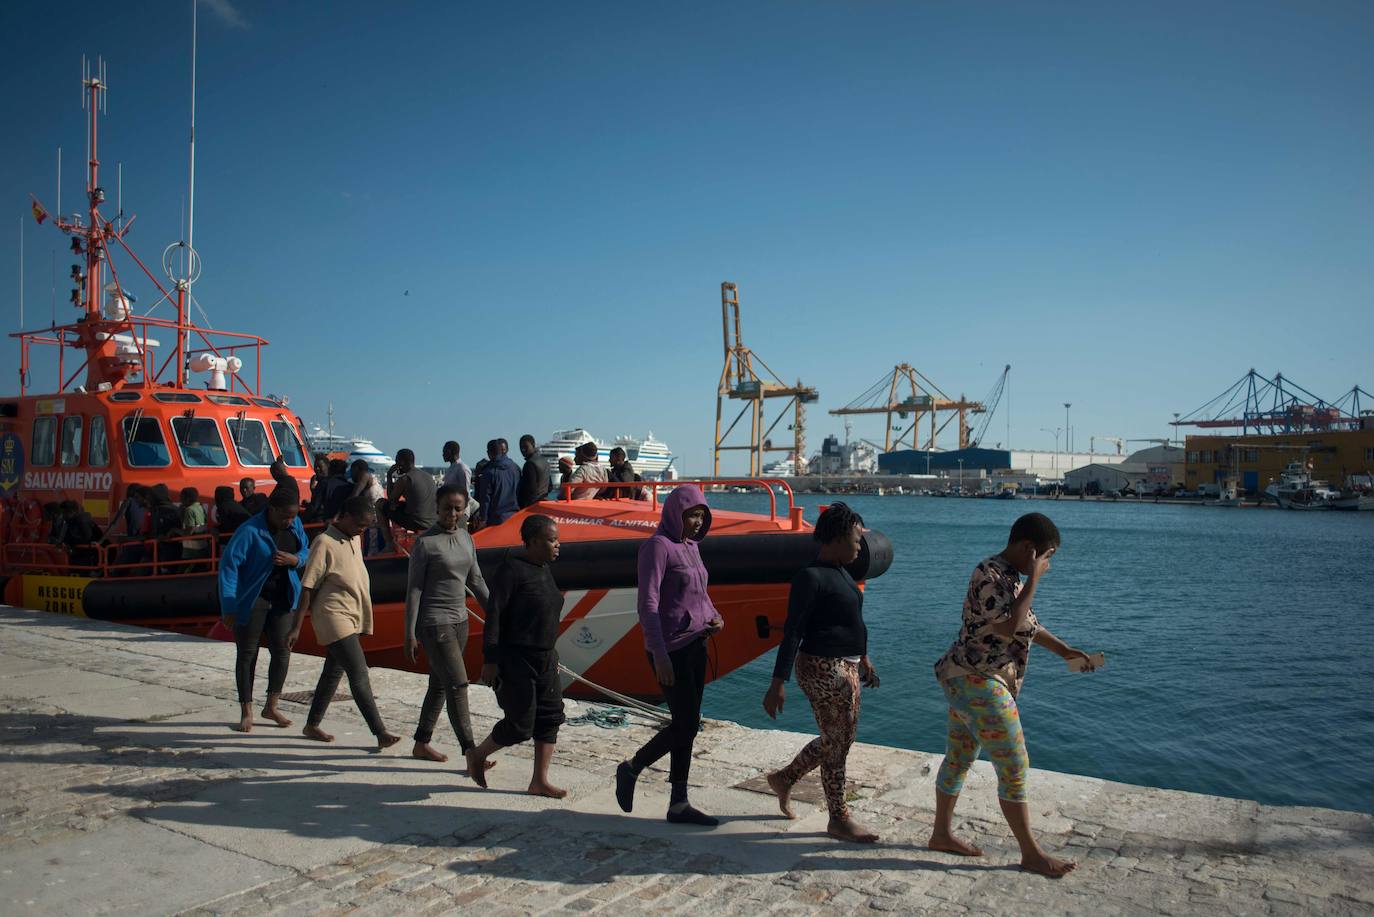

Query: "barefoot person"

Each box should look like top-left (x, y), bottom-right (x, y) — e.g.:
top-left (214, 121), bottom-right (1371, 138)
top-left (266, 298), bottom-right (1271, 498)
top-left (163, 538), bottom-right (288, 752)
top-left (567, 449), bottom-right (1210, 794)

top-left (762, 503), bottom-right (880, 843)
top-left (929, 512), bottom-right (1098, 878)
top-left (218, 486), bottom-right (309, 733)
top-left (291, 495), bottom-right (401, 750)
top-left (614, 484), bottom-right (724, 826)
top-left (466, 515), bottom-right (567, 797)
top-left (405, 485), bottom-right (491, 765)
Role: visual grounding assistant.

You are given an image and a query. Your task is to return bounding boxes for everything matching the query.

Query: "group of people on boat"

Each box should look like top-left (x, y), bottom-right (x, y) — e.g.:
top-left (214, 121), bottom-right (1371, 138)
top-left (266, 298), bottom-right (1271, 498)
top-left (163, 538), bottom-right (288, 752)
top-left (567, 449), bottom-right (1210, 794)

top-left (218, 465), bottom-right (1094, 877)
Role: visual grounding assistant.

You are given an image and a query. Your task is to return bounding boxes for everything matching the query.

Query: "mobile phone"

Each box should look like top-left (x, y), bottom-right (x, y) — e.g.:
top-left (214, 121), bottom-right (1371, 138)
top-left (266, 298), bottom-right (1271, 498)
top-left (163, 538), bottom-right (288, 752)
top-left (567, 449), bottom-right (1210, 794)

top-left (1067, 652), bottom-right (1106, 673)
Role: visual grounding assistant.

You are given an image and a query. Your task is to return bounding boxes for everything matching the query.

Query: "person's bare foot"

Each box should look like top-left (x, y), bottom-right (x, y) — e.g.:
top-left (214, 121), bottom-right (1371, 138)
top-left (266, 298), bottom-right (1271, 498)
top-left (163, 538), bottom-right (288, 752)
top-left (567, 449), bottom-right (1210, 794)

top-left (230, 716), bottom-right (253, 733)
top-left (826, 816), bottom-right (879, 843)
top-left (376, 733), bottom-right (402, 751)
top-left (1020, 851), bottom-right (1077, 878)
top-left (302, 724), bottom-right (335, 742)
top-left (261, 707), bottom-right (292, 728)
top-left (528, 780), bottom-right (568, 799)
top-left (465, 749), bottom-right (489, 788)
top-left (766, 771), bottom-right (796, 819)
top-left (412, 742), bottom-right (448, 762)
top-left (928, 832), bottom-right (984, 856)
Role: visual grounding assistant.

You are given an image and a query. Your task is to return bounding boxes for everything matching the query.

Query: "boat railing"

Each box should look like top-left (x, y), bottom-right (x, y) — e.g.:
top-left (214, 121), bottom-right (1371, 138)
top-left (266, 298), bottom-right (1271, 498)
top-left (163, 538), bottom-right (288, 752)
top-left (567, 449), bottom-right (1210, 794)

top-left (556, 478), bottom-right (803, 529)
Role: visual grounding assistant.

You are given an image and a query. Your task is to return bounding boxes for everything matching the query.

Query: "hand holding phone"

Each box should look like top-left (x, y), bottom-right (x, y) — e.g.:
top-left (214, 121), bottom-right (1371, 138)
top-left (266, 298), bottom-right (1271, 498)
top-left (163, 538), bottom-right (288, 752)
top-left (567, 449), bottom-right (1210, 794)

top-left (1067, 651), bottom-right (1106, 673)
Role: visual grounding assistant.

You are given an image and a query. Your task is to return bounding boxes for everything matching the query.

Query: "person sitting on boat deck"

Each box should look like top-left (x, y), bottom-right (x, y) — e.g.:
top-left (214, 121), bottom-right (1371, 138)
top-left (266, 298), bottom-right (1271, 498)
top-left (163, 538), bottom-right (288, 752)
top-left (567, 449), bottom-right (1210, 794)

top-left (466, 514), bottom-right (567, 797)
top-left (42, 502), bottom-right (66, 546)
top-left (102, 483), bottom-right (149, 575)
top-left (316, 459), bottom-right (353, 523)
top-left (147, 484), bottom-right (184, 571)
top-left (763, 502), bottom-right (881, 843)
top-left (476, 438), bottom-right (520, 527)
top-left (58, 499), bottom-right (101, 569)
top-left (602, 446), bottom-right (646, 501)
top-left (172, 486), bottom-right (211, 572)
top-left (348, 459), bottom-right (387, 555)
top-left (383, 447), bottom-right (437, 541)
top-left (292, 494), bottom-right (401, 750)
top-left (240, 476), bottom-right (268, 515)
top-left (219, 485), bottom-right (310, 734)
top-left (269, 456), bottom-right (300, 501)
top-left (212, 485), bottom-right (251, 538)
top-left (442, 440), bottom-right (472, 497)
top-left (560, 441), bottom-right (607, 500)
top-left (304, 455), bottom-right (330, 522)
top-left (517, 434), bottom-right (550, 508)
top-left (929, 512), bottom-right (1099, 878)
top-left (405, 484), bottom-right (492, 768)
top-left (615, 484), bottom-right (724, 827)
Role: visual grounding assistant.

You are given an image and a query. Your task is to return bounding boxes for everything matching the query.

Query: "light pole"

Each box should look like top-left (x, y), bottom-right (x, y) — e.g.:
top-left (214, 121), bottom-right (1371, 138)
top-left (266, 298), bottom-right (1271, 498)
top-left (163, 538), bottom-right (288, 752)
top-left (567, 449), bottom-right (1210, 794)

top-left (1041, 427), bottom-right (1062, 475)
top-left (957, 458), bottom-right (964, 494)
top-left (1064, 403), bottom-right (1072, 455)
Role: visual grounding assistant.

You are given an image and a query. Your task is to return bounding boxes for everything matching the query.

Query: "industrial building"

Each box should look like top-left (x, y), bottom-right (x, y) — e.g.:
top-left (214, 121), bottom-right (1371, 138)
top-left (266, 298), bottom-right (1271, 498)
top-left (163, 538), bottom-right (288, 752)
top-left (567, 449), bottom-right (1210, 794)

top-left (1185, 427), bottom-right (1374, 495)
top-left (878, 447), bottom-right (1125, 479)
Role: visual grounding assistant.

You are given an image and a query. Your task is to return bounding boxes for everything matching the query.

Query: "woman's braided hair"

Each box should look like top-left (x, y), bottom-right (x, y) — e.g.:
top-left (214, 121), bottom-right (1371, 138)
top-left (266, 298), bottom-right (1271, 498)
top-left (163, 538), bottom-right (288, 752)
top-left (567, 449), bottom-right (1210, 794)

top-left (813, 501), bottom-right (864, 544)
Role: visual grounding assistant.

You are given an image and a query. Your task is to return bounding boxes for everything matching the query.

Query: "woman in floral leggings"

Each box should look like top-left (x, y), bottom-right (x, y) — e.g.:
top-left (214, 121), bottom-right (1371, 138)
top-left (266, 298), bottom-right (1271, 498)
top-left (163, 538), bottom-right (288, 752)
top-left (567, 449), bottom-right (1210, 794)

top-left (762, 503), bottom-right (880, 843)
top-left (932, 512), bottom-right (1099, 878)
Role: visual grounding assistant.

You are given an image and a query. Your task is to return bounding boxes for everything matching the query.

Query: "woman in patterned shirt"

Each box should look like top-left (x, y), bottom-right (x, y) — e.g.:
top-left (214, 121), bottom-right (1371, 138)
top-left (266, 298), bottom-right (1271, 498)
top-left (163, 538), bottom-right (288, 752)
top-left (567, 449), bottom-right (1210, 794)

top-left (930, 512), bottom-right (1098, 878)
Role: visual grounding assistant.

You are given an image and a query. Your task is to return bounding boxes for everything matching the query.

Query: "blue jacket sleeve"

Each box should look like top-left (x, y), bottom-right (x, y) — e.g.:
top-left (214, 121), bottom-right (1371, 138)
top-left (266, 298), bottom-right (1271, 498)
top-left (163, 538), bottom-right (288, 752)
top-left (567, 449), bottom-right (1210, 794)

top-left (291, 517), bottom-right (309, 570)
top-left (218, 526), bottom-right (249, 616)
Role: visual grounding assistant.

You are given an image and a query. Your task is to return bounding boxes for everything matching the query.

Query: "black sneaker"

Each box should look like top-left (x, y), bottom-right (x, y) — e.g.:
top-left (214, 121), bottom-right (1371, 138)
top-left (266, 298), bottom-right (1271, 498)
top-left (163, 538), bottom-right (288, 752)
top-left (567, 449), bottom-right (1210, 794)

top-left (666, 804), bottom-right (718, 827)
top-left (615, 761), bottom-right (638, 813)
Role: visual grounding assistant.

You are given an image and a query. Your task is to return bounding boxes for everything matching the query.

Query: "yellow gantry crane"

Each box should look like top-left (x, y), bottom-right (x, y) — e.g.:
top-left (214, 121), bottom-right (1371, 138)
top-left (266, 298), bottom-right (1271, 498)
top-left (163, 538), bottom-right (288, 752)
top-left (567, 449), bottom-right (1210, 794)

top-left (713, 282), bottom-right (819, 476)
top-left (829, 363), bottom-right (986, 452)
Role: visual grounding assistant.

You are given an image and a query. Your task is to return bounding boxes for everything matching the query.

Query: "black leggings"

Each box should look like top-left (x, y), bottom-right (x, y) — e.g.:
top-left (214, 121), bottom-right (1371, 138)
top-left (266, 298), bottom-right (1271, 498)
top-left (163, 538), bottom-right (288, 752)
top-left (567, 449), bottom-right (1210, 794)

top-left (234, 601), bottom-right (293, 704)
top-left (631, 636), bottom-right (708, 784)
top-left (306, 634), bottom-right (388, 736)
top-left (491, 647), bottom-right (565, 747)
top-left (413, 619), bottom-right (475, 750)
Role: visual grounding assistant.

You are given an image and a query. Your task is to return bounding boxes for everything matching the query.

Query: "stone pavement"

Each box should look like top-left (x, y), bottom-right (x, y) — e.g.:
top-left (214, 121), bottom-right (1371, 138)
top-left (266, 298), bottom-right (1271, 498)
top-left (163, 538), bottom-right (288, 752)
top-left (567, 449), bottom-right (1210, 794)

top-left (1, 607), bottom-right (1371, 916)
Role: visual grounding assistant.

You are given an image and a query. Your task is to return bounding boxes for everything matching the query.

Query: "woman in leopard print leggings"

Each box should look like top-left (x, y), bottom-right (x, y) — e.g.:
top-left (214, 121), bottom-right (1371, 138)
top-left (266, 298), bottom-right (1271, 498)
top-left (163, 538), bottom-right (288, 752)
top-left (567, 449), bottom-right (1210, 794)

top-left (762, 503), bottom-right (880, 843)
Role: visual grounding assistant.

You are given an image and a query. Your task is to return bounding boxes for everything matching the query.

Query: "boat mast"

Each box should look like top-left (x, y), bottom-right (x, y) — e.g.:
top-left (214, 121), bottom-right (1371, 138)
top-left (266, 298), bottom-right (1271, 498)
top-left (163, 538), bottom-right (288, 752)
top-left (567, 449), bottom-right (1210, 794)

top-left (175, 0), bottom-right (200, 387)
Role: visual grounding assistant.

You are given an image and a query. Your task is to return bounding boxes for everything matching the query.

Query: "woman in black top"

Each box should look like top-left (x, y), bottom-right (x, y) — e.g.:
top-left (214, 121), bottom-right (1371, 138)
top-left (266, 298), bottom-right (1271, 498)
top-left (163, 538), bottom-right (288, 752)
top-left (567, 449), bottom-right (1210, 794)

top-left (466, 515), bottom-right (568, 798)
top-left (762, 502), bottom-right (880, 843)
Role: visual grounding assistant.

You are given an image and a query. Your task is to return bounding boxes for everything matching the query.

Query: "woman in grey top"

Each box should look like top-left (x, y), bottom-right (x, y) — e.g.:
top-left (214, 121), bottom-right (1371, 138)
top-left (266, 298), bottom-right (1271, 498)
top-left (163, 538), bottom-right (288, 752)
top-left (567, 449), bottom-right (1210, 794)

top-left (405, 485), bottom-right (491, 765)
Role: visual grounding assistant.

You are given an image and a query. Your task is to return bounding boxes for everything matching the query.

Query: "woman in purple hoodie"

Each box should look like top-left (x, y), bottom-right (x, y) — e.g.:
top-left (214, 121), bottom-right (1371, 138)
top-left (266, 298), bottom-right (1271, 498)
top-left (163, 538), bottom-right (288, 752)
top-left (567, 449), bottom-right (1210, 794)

top-left (615, 484), bottom-right (724, 826)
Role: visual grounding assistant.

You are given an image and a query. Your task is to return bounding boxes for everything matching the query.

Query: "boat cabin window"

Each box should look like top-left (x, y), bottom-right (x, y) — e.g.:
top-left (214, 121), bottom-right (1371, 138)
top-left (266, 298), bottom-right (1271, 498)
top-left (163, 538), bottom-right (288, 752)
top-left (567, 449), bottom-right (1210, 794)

top-left (270, 420), bottom-right (307, 467)
top-left (227, 417), bottom-right (275, 466)
top-left (252, 398), bottom-right (281, 408)
top-left (88, 416), bottom-right (109, 467)
top-left (122, 416), bottom-right (172, 467)
top-left (153, 392), bottom-right (203, 404)
top-left (171, 416), bottom-right (230, 467)
top-left (109, 391), bottom-right (141, 402)
top-left (208, 394), bottom-right (251, 406)
top-left (60, 415), bottom-right (83, 466)
top-left (31, 416), bottom-right (57, 466)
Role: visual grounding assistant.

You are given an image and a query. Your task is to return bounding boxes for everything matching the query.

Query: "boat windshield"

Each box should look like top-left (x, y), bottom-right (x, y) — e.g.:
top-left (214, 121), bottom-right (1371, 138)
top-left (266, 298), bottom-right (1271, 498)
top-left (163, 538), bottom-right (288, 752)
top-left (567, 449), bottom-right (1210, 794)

top-left (270, 420), bottom-right (307, 467)
top-left (122, 416), bottom-right (171, 467)
top-left (226, 417), bottom-right (275, 466)
top-left (170, 416), bottom-right (230, 467)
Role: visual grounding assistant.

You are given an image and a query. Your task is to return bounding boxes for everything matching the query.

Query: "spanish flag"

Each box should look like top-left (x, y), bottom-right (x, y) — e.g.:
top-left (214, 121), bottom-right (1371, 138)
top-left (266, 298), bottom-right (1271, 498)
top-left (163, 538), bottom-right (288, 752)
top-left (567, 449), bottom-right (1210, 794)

top-left (30, 195), bottom-right (49, 225)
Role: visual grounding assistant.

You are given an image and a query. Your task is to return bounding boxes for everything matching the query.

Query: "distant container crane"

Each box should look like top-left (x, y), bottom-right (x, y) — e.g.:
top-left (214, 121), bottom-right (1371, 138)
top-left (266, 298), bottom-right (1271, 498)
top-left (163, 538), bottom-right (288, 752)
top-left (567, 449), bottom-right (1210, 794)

top-left (830, 363), bottom-right (994, 452)
top-left (713, 282), bottom-right (819, 476)
top-left (1173, 369), bottom-right (1370, 435)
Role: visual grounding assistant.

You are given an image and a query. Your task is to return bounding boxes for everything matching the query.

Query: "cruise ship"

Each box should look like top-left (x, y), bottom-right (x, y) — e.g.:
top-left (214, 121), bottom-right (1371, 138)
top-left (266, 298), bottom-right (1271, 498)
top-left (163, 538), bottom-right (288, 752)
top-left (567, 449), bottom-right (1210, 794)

top-left (305, 421), bottom-right (393, 478)
top-left (538, 429), bottom-right (675, 481)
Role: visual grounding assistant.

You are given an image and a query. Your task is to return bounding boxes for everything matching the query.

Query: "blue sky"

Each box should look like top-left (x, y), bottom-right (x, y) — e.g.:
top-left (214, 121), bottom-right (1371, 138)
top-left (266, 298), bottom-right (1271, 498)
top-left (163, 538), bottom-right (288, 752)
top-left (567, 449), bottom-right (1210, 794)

top-left (3, 1), bottom-right (1371, 472)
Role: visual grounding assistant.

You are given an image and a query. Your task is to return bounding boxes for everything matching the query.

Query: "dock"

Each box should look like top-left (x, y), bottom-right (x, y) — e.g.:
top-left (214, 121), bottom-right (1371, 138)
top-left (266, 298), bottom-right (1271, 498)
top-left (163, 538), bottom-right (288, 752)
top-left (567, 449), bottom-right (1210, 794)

top-left (1, 607), bottom-right (1370, 916)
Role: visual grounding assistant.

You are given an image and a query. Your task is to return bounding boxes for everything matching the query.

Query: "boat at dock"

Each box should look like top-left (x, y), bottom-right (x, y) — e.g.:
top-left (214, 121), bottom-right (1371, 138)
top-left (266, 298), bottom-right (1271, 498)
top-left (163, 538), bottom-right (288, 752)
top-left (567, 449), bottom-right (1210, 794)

top-left (537, 429), bottom-right (676, 481)
top-left (1265, 461), bottom-right (1339, 510)
top-left (0, 61), bottom-right (892, 700)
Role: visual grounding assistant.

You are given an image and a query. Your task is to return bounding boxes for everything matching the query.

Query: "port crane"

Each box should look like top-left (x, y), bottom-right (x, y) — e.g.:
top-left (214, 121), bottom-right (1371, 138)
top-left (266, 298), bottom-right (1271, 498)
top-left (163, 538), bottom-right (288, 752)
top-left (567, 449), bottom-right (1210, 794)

top-left (968, 365), bottom-right (1011, 448)
top-left (1173, 370), bottom-right (1365, 435)
top-left (712, 282), bottom-right (819, 476)
top-left (830, 364), bottom-right (986, 452)
top-left (1091, 436), bottom-right (1125, 455)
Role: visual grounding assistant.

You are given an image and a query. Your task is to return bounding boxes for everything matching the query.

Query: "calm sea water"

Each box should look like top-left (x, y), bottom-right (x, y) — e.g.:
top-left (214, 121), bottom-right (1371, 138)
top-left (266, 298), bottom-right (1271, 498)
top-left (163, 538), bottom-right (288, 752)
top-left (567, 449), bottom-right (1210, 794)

top-left (699, 493), bottom-right (1374, 814)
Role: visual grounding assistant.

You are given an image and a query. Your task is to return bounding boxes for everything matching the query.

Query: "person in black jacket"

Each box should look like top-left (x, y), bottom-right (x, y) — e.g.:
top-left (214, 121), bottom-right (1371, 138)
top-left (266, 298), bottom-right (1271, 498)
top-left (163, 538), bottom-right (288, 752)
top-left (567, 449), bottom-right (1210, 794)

top-left (761, 502), bottom-right (880, 843)
top-left (466, 514), bottom-right (567, 798)
top-left (517, 434), bottom-right (550, 508)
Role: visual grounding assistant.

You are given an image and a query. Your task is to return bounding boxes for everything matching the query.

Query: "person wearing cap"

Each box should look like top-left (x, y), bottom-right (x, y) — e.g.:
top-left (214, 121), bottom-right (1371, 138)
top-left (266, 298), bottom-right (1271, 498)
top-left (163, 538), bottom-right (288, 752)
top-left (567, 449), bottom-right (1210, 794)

top-left (560, 441), bottom-right (607, 500)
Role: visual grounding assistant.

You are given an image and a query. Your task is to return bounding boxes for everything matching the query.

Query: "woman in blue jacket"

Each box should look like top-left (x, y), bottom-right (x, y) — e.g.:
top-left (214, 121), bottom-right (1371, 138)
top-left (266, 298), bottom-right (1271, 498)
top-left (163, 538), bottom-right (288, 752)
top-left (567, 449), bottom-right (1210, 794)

top-left (219, 486), bottom-right (309, 733)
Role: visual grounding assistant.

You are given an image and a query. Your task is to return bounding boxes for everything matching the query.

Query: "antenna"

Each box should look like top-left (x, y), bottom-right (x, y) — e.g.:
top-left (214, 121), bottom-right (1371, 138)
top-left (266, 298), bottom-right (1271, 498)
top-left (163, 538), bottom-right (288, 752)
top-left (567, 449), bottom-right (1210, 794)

top-left (56, 147), bottom-right (61, 219)
top-left (185, 0), bottom-right (198, 290)
top-left (18, 217), bottom-right (23, 329)
top-left (117, 162), bottom-right (123, 228)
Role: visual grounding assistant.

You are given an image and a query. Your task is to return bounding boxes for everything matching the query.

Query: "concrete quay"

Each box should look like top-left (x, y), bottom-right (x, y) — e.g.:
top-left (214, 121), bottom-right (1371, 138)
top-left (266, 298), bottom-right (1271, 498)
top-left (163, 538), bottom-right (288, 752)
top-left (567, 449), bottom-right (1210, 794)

top-left (1, 607), bottom-right (1371, 916)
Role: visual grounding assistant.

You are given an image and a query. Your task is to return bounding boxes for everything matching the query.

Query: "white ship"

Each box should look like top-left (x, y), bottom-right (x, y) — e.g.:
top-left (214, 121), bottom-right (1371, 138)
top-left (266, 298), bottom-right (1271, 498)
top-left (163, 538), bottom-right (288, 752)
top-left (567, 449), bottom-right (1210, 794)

top-left (538, 429), bottom-right (676, 480)
top-left (305, 406), bottom-right (393, 478)
top-left (1264, 461), bottom-right (1339, 510)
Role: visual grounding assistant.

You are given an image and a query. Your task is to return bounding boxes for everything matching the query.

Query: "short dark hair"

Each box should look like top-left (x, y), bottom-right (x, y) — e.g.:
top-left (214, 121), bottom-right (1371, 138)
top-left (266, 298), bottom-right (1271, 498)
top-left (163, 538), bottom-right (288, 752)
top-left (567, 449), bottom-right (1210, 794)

top-left (1009, 512), bottom-right (1060, 550)
top-left (181, 486), bottom-right (199, 502)
top-left (267, 486), bottom-right (300, 510)
top-left (519, 434), bottom-right (536, 449)
top-left (341, 494), bottom-right (377, 520)
top-left (350, 459), bottom-right (370, 477)
top-left (436, 484), bottom-right (468, 504)
top-left (813, 502), bottom-right (864, 544)
top-left (609, 446), bottom-right (626, 461)
top-left (214, 485), bottom-right (235, 504)
top-left (396, 448), bottom-right (415, 463)
top-left (520, 514), bottom-right (556, 545)
top-left (328, 458), bottom-right (348, 476)
top-left (239, 476), bottom-right (254, 489)
top-left (444, 440), bottom-right (460, 453)
top-left (59, 499), bottom-right (79, 515)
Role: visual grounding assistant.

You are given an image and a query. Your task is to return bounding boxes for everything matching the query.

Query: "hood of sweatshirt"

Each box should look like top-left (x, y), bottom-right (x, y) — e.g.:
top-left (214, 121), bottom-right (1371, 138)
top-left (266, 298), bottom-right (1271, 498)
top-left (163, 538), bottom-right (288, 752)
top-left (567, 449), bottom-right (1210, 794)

top-left (657, 484), bottom-right (712, 542)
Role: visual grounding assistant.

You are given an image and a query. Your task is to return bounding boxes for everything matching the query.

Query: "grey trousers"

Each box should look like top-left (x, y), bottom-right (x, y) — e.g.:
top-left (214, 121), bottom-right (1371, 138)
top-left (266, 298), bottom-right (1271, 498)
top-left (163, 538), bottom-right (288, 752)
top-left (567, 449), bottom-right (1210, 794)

top-left (413, 619), bottom-right (475, 750)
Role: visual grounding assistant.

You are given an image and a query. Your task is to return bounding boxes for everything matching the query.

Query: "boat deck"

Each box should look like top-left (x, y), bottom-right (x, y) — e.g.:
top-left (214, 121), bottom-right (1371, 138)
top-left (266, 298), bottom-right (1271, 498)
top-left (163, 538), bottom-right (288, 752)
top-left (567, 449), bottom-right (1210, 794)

top-left (1, 606), bottom-right (1370, 915)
